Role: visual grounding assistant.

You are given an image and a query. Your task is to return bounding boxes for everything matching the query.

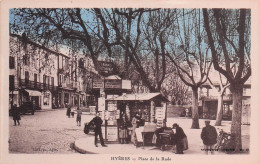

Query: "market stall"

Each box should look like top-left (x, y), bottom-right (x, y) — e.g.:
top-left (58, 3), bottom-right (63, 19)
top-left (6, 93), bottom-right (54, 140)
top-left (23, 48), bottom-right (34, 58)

top-left (105, 92), bottom-right (169, 144)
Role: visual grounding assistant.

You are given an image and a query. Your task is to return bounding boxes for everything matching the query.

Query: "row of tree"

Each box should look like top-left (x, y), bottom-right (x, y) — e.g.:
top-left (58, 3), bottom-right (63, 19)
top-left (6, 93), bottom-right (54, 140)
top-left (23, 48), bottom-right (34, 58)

top-left (10, 8), bottom-right (251, 152)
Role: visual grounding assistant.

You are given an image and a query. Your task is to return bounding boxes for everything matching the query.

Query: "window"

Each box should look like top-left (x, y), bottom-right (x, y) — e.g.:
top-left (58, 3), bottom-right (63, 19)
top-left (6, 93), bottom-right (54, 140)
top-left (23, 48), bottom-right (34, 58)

top-left (23, 54), bottom-right (29, 66)
top-left (34, 74), bottom-right (37, 82)
top-left (25, 71), bottom-right (29, 84)
top-left (59, 74), bottom-right (62, 85)
top-left (34, 74), bottom-right (37, 88)
top-left (51, 77), bottom-right (54, 86)
top-left (47, 76), bottom-right (50, 86)
top-left (79, 58), bottom-right (85, 68)
top-left (9, 56), bottom-right (15, 69)
top-left (43, 75), bottom-right (46, 85)
top-left (43, 92), bottom-right (50, 105)
top-left (9, 75), bottom-right (15, 91)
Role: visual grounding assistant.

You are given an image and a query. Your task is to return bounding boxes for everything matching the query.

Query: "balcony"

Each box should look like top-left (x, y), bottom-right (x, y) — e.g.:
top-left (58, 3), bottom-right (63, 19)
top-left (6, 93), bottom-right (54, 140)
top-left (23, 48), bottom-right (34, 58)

top-left (200, 94), bottom-right (232, 102)
top-left (20, 79), bottom-right (57, 91)
top-left (58, 82), bottom-right (74, 90)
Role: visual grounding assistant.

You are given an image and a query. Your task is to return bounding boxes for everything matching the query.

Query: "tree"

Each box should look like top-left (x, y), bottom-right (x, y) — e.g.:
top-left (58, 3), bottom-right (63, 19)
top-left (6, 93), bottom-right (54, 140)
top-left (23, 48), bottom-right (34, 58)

top-left (203, 9), bottom-right (251, 152)
top-left (166, 9), bottom-right (212, 129)
top-left (10, 8), bottom-right (172, 92)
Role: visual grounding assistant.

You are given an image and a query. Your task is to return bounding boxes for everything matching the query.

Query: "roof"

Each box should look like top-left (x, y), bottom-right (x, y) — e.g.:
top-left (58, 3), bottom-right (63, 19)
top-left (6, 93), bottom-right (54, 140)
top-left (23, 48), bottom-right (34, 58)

top-left (106, 92), bottom-right (169, 102)
top-left (105, 75), bottom-right (121, 80)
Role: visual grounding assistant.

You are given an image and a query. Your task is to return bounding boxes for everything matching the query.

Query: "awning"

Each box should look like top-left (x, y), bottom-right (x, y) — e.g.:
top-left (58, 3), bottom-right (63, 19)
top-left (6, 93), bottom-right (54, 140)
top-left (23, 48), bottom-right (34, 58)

top-left (106, 92), bottom-right (169, 102)
top-left (25, 89), bottom-right (42, 96)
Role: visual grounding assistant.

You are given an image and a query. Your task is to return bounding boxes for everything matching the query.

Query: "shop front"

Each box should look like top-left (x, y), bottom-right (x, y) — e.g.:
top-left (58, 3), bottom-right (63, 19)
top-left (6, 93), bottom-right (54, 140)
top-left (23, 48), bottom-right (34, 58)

top-left (41, 90), bottom-right (52, 110)
top-left (20, 89), bottom-right (42, 110)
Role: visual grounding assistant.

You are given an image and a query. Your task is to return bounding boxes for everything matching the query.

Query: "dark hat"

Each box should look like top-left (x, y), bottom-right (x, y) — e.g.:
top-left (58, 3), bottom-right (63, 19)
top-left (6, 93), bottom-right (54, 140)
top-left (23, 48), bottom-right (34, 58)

top-left (205, 120), bottom-right (211, 123)
top-left (172, 123), bottom-right (179, 128)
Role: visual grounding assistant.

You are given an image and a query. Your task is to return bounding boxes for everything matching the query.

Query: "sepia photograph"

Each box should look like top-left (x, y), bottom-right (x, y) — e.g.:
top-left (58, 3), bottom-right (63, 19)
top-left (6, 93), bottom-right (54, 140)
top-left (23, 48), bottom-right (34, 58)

top-left (1, 0), bottom-right (260, 164)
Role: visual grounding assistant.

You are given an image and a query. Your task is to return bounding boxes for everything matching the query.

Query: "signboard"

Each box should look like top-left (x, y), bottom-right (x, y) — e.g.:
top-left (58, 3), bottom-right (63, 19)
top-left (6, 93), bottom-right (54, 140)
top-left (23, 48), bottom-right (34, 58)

top-left (104, 110), bottom-right (109, 120)
top-left (93, 79), bottom-right (104, 89)
top-left (98, 97), bottom-right (105, 112)
top-left (102, 126), bottom-right (118, 141)
top-left (115, 110), bottom-right (120, 119)
top-left (155, 107), bottom-right (166, 127)
top-left (89, 106), bottom-right (96, 115)
top-left (107, 101), bottom-right (117, 111)
top-left (104, 79), bottom-right (121, 89)
top-left (155, 107), bottom-right (165, 119)
top-left (122, 80), bottom-right (132, 90)
top-left (97, 61), bottom-right (114, 75)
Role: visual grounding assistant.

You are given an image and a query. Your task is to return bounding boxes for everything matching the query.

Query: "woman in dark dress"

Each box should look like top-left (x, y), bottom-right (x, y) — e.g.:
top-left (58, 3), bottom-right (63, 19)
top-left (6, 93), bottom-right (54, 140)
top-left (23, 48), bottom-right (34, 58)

top-left (66, 104), bottom-right (71, 118)
top-left (172, 123), bottom-right (188, 154)
top-left (119, 115), bottom-right (128, 144)
top-left (12, 104), bottom-right (20, 126)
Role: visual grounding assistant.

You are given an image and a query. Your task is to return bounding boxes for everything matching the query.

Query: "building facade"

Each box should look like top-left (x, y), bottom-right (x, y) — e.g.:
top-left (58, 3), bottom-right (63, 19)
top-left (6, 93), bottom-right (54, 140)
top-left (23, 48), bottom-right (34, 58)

top-left (9, 34), bottom-right (89, 110)
top-left (199, 71), bottom-right (251, 124)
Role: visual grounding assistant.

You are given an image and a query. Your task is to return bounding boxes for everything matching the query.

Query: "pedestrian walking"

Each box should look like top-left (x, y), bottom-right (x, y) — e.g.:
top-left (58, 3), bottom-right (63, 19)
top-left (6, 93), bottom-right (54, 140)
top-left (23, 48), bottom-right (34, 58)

top-left (12, 104), bottom-right (20, 126)
top-left (89, 112), bottom-right (107, 147)
top-left (66, 104), bottom-right (71, 118)
top-left (131, 112), bottom-right (141, 144)
top-left (201, 120), bottom-right (218, 155)
top-left (76, 107), bottom-right (82, 126)
top-left (119, 115), bottom-right (129, 144)
top-left (172, 123), bottom-right (188, 154)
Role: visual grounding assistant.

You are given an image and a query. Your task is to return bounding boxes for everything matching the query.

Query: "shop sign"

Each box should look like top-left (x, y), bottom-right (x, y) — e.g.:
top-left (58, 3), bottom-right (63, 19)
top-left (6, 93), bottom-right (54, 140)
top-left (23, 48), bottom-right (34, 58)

top-left (97, 61), bottom-right (114, 75)
top-left (93, 79), bottom-right (104, 89)
top-left (104, 79), bottom-right (122, 89)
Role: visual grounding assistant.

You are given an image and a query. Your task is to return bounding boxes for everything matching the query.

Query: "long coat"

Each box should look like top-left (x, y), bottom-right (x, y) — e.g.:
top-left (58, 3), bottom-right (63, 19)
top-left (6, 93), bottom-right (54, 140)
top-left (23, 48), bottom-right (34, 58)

top-left (173, 126), bottom-right (187, 144)
top-left (201, 125), bottom-right (218, 145)
top-left (173, 126), bottom-right (187, 153)
top-left (89, 116), bottom-right (103, 132)
top-left (12, 106), bottom-right (21, 121)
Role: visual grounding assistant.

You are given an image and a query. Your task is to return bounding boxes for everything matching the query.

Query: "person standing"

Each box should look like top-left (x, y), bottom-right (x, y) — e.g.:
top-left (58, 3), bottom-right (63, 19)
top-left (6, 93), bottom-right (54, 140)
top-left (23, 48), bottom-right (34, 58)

top-left (172, 123), bottom-right (187, 154)
top-left (89, 112), bottom-right (107, 147)
top-left (131, 112), bottom-right (141, 144)
top-left (76, 107), bottom-right (82, 126)
top-left (66, 104), bottom-right (71, 118)
top-left (201, 120), bottom-right (218, 155)
top-left (12, 104), bottom-right (20, 126)
top-left (119, 115), bottom-right (128, 144)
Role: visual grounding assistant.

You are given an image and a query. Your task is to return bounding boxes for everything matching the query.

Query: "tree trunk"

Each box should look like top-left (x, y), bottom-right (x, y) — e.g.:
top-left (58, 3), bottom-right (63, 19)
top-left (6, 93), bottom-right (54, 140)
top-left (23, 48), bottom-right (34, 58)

top-left (230, 83), bottom-right (243, 152)
top-left (191, 87), bottom-right (200, 129)
top-left (215, 94), bottom-right (224, 126)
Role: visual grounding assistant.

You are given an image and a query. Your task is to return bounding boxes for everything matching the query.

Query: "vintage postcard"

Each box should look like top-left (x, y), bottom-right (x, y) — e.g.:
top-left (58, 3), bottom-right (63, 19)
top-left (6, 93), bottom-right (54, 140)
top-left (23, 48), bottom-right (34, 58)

top-left (1, 0), bottom-right (260, 164)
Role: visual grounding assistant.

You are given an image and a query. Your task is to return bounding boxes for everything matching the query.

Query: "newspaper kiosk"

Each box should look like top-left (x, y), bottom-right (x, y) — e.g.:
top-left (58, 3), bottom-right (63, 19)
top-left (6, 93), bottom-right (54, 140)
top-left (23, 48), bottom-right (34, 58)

top-left (106, 93), bottom-right (169, 145)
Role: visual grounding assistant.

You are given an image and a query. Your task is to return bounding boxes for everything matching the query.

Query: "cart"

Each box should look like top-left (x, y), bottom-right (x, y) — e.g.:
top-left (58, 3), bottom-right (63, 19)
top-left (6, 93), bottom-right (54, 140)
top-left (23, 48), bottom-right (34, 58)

top-left (155, 128), bottom-right (175, 151)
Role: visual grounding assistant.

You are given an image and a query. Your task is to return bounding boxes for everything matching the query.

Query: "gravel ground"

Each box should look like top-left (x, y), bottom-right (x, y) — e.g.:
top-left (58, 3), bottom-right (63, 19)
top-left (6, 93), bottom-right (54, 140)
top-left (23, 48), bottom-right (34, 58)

top-left (9, 109), bottom-right (250, 154)
top-left (9, 109), bottom-right (95, 154)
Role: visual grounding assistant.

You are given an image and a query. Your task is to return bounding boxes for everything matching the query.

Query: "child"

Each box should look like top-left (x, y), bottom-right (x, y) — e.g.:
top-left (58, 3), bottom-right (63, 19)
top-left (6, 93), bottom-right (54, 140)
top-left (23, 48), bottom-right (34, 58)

top-left (76, 107), bottom-right (82, 126)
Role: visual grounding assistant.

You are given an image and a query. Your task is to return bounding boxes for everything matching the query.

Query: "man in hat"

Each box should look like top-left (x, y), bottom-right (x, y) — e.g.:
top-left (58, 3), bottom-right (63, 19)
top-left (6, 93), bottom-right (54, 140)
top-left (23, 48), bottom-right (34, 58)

top-left (201, 120), bottom-right (218, 154)
top-left (89, 112), bottom-right (107, 147)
